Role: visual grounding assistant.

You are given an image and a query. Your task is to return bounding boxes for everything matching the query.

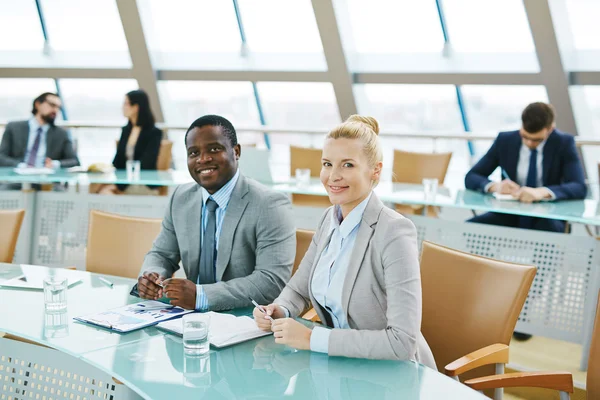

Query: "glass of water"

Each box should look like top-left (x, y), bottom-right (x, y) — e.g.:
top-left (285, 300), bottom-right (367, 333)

top-left (43, 277), bottom-right (68, 312)
top-left (126, 160), bottom-right (141, 180)
top-left (422, 178), bottom-right (439, 202)
top-left (183, 314), bottom-right (211, 356)
top-left (295, 168), bottom-right (311, 187)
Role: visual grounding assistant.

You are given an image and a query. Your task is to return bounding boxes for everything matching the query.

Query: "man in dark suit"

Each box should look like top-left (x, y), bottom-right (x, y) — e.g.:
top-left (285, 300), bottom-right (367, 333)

top-left (465, 102), bottom-right (587, 234)
top-left (0, 92), bottom-right (79, 168)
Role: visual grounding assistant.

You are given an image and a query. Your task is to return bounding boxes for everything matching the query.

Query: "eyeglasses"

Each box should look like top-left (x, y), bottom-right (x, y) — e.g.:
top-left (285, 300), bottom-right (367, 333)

top-left (44, 100), bottom-right (62, 110)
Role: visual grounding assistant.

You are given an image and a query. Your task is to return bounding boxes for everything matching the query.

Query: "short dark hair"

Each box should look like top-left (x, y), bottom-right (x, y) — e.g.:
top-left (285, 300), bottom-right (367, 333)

top-left (521, 102), bottom-right (555, 133)
top-left (31, 92), bottom-right (59, 115)
top-left (126, 89), bottom-right (155, 129)
top-left (184, 115), bottom-right (238, 148)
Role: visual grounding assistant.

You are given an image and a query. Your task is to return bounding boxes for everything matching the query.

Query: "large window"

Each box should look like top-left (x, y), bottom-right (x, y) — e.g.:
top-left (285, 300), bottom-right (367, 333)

top-left (566, 0), bottom-right (600, 51)
top-left (0, 0), bottom-right (43, 52)
top-left (58, 79), bottom-right (138, 166)
top-left (443, 0), bottom-right (535, 53)
top-left (0, 79), bottom-right (57, 121)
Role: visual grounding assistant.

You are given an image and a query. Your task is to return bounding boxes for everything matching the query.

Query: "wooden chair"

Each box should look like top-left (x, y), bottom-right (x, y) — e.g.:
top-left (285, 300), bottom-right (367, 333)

top-left (86, 210), bottom-right (162, 279)
top-left (419, 241), bottom-right (536, 399)
top-left (156, 140), bottom-right (173, 196)
top-left (464, 292), bottom-right (600, 399)
top-left (293, 229), bottom-right (314, 276)
top-left (0, 209), bottom-right (25, 263)
top-left (392, 150), bottom-right (452, 217)
top-left (290, 146), bottom-right (331, 207)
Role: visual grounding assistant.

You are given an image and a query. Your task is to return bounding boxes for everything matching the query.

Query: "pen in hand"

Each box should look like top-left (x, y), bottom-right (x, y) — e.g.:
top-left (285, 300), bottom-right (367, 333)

top-left (249, 297), bottom-right (274, 321)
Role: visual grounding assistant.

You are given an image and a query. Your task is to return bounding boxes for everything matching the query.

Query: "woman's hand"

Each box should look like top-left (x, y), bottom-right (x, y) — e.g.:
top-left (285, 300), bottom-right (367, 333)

top-left (253, 303), bottom-right (286, 331)
top-left (271, 318), bottom-right (312, 350)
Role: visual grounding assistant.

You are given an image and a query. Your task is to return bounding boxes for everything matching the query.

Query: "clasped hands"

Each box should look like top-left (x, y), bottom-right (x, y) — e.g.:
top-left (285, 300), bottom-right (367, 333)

top-left (253, 304), bottom-right (312, 350)
top-left (489, 179), bottom-right (551, 203)
top-left (137, 271), bottom-right (197, 310)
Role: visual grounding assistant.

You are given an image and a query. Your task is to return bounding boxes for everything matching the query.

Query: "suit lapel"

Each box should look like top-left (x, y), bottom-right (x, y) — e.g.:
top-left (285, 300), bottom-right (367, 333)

top-left (187, 186), bottom-right (203, 283)
top-left (17, 121), bottom-right (30, 157)
top-left (506, 131), bottom-right (521, 182)
top-left (542, 130), bottom-right (558, 185)
top-left (307, 215), bottom-right (334, 322)
top-left (340, 194), bottom-right (380, 319)
top-left (215, 176), bottom-right (249, 281)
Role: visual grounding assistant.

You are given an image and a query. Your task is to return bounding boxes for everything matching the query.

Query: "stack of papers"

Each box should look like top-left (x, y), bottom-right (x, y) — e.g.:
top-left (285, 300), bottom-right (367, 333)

top-left (13, 167), bottom-right (55, 175)
top-left (493, 193), bottom-right (519, 201)
top-left (75, 300), bottom-right (194, 332)
top-left (0, 267), bottom-right (81, 289)
top-left (157, 312), bottom-right (271, 348)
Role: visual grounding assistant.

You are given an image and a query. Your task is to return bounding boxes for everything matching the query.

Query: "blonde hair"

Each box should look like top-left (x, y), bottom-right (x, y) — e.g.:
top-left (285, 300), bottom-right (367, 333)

top-left (326, 115), bottom-right (383, 184)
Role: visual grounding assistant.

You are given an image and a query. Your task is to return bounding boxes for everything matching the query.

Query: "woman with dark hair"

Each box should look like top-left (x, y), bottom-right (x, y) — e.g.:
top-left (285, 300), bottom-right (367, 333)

top-left (98, 89), bottom-right (163, 195)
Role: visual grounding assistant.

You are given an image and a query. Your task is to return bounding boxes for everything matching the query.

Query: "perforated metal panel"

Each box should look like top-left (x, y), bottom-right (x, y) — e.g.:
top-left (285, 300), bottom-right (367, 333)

top-left (0, 191), bottom-right (34, 264)
top-left (0, 338), bottom-right (141, 400)
top-left (32, 193), bottom-right (169, 270)
top-left (408, 214), bottom-right (600, 349)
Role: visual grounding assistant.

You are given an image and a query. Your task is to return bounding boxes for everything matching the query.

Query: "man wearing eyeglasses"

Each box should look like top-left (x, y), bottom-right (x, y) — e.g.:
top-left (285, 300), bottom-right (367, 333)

top-left (0, 92), bottom-right (79, 169)
top-left (465, 102), bottom-right (587, 233)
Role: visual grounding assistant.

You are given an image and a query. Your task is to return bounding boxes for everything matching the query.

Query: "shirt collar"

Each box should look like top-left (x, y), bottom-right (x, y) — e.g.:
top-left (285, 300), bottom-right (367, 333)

top-left (201, 168), bottom-right (240, 210)
top-left (329, 191), bottom-right (373, 239)
top-left (29, 118), bottom-right (49, 133)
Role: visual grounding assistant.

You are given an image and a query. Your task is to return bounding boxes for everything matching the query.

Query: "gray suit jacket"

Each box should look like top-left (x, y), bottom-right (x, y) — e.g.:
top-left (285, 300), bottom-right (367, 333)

top-left (141, 174), bottom-right (296, 311)
top-left (0, 120), bottom-right (80, 167)
top-left (276, 193), bottom-right (436, 368)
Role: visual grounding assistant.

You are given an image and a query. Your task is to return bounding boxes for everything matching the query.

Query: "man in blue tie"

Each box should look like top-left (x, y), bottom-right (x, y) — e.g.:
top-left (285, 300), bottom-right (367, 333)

top-left (465, 102), bottom-right (587, 233)
top-left (0, 92), bottom-right (79, 169)
top-left (136, 115), bottom-right (296, 311)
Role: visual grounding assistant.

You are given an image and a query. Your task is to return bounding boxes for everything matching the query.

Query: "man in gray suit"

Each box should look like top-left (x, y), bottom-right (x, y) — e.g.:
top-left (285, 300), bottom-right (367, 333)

top-left (0, 92), bottom-right (79, 168)
top-left (136, 115), bottom-right (296, 311)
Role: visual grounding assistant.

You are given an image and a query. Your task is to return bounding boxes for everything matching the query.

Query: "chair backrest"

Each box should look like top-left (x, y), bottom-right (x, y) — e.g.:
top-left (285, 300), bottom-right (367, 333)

top-left (157, 140), bottom-right (173, 171)
top-left (420, 241), bottom-right (536, 379)
top-left (289, 146), bottom-right (331, 207)
top-left (293, 229), bottom-right (315, 276)
top-left (392, 150), bottom-right (452, 184)
top-left (588, 292), bottom-right (600, 398)
top-left (86, 210), bottom-right (162, 278)
top-left (0, 209), bottom-right (25, 263)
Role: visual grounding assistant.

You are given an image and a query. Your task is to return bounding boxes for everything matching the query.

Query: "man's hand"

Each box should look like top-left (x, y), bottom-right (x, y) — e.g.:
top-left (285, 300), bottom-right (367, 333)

top-left (45, 157), bottom-right (53, 169)
top-left (137, 272), bottom-right (164, 300)
top-left (489, 179), bottom-right (520, 195)
top-left (163, 278), bottom-right (197, 310)
top-left (516, 187), bottom-right (551, 203)
top-left (271, 318), bottom-right (312, 350)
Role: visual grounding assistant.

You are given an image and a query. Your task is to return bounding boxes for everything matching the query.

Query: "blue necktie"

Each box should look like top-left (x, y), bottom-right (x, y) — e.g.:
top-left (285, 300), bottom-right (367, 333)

top-left (520, 149), bottom-right (538, 229)
top-left (199, 199), bottom-right (218, 284)
top-left (26, 127), bottom-right (43, 166)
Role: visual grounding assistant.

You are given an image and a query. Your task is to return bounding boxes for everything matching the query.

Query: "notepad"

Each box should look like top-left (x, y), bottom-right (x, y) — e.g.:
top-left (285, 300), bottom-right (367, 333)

top-left (157, 312), bottom-right (272, 348)
top-left (493, 193), bottom-right (519, 201)
top-left (0, 276), bottom-right (82, 290)
top-left (74, 300), bottom-right (194, 333)
top-left (13, 167), bottom-right (55, 175)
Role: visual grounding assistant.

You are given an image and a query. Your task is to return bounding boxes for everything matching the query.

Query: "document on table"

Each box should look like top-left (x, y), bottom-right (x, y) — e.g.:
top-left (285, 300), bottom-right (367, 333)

top-left (157, 311), bottom-right (271, 348)
top-left (493, 193), bottom-right (519, 201)
top-left (74, 300), bottom-right (194, 333)
top-left (13, 167), bottom-right (55, 175)
top-left (0, 270), bottom-right (82, 290)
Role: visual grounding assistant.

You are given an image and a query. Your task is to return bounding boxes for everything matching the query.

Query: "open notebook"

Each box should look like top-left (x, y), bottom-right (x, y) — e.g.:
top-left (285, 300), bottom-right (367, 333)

top-left (157, 312), bottom-right (271, 348)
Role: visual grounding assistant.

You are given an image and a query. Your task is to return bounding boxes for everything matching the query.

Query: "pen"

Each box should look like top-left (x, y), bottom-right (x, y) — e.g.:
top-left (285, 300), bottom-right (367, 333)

top-left (501, 169), bottom-right (510, 180)
top-left (248, 297), bottom-right (274, 321)
top-left (99, 277), bottom-right (114, 288)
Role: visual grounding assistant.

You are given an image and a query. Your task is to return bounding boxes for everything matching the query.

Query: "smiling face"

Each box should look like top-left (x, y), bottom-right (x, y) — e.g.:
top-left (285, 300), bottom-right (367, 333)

top-left (185, 125), bottom-right (240, 193)
top-left (320, 137), bottom-right (381, 217)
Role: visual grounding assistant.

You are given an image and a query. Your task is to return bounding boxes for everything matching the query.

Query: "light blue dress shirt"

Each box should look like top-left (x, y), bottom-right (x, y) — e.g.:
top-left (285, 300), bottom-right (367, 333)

top-left (17, 119), bottom-right (60, 169)
top-left (309, 192), bottom-right (372, 354)
top-left (195, 169), bottom-right (240, 311)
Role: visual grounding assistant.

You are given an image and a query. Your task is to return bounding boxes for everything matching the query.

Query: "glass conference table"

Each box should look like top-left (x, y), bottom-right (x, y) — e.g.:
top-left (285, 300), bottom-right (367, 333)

top-left (1, 167), bottom-right (597, 226)
top-left (0, 264), bottom-right (486, 400)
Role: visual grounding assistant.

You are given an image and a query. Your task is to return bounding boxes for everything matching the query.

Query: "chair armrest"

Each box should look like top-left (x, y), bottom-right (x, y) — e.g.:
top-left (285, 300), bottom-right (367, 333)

top-left (301, 308), bottom-right (320, 322)
top-left (464, 371), bottom-right (573, 393)
top-left (445, 343), bottom-right (509, 377)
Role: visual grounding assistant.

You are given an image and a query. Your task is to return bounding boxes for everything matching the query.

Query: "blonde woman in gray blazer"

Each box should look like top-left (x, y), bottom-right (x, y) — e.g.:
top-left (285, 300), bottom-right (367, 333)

top-left (254, 115), bottom-right (436, 369)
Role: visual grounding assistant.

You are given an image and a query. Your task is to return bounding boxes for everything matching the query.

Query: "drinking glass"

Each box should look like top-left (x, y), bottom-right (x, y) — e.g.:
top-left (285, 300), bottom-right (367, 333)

top-left (183, 314), bottom-right (211, 355)
top-left (43, 277), bottom-right (68, 312)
